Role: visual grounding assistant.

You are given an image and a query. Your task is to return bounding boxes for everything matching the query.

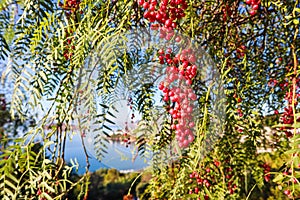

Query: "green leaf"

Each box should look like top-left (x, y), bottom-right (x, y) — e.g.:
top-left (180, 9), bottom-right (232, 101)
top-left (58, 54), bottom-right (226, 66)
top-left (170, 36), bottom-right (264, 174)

top-left (4, 179), bottom-right (17, 191)
top-left (273, 174), bottom-right (284, 182)
top-left (3, 187), bottom-right (14, 197)
top-left (293, 19), bottom-right (299, 25)
top-left (43, 192), bottom-right (54, 200)
top-left (203, 186), bottom-right (213, 199)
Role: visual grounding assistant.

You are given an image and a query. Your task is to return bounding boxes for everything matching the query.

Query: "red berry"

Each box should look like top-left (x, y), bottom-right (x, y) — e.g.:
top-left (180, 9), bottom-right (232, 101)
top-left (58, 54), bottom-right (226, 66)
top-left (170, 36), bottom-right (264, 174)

top-left (189, 55), bottom-right (196, 63)
top-left (249, 9), bottom-right (257, 16)
top-left (138, 0), bottom-right (144, 5)
top-left (226, 174), bottom-right (232, 179)
top-left (166, 58), bottom-right (173, 64)
top-left (143, 11), bottom-right (150, 18)
top-left (189, 121), bottom-right (195, 128)
top-left (143, 2), bottom-right (149, 9)
top-left (149, 5), bottom-right (155, 11)
top-left (197, 178), bottom-right (203, 184)
top-left (160, 5), bottom-right (167, 12)
top-left (156, 13), bottom-right (162, 21)
top-left (205, 181), bottom-right (210, 188)
top-left (214, 160), bottom-right (221, 167)
top-left (292, 177), bottom-right (298, 184)
top-left (165, 34), bottom-right (172, 40)
top-left (150, 24), bottom-right (159, 30)
top-left (163, 96), bottom-right (169, 101)
top-left (175, 36), bottom-right (181, 43)
top-left (284, 190), bottom-right (291, 196)
top-left (252, 4), bottom-right (259, 10)
top-left (171, 22), bottom-right (177, 28)
top-left (165, 19), bottom-right (172, 27)
top-left (150, 0), bottom-right (157, 5)
top-left (186, 79), bottom-right (192, 85)
top-left (158, 49), bottom-right (164, 55)
top-left (264, 175), bottom-right (270, 182)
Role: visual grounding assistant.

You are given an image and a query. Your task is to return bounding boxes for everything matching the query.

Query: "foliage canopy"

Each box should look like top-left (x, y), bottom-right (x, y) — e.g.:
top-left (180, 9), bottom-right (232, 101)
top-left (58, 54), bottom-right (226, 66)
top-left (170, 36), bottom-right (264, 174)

top-left (0, 0), bottom-right (299, 199)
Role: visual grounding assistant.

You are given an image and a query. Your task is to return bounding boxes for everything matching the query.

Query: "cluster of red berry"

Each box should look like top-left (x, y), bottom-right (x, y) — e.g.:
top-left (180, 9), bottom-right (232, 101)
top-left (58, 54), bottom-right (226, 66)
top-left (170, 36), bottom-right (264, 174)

top-left (279, 81), bottom-right (289, 90)
top-left (138, 0), bottom-right (187, 29)
top-left (280, 81), bottom-right (300, 137)
top-left (284, 189), bottom-right (291, 197)
top-left (121, 97), bottom-right (135, 147)
top-left (245, 0), bottom-right (260, 16)
top-left (232, 93), bottom-right (243, 118)
top-left (188, 171), bottom-right (210, 200)
top-left (236, 45), bottom-right (246, 59)
top-left (282, 169), bottom-right (299, 197)
top-left (58, 0), bottom-right (81, 12)
top-left (222, 4), bottom-right (232, 21)
top-left (127, 96), bottom-right (133, 110)
top-left (127, 96), bottom-right (135, 124)
top-left (282, 171), bottom-right (299, 199)
top-left (236, 108), bottom-right (243, 117)
top-left (58, 0), bottom-right (82, 61)
top-left (139, 0), bottom-right (198, 147)
top-left (224, 167), bottom-right (238, 195)
top-left (261, 163), bottom-right (271, 182)
top-left (62, 30), bottom-right (75, 60)
top-left (269, 76), bottom-right (300, 197)
top-left (157, 26), bottom-right (176, 40)
top-left (158, 48), bottom-right (198, 148)
top-left (36, 188), bottom-right (50, 200)
top-left (122, 132), bottom-right (131, 148)
top-left (188, 163), bottom-right (237, 198)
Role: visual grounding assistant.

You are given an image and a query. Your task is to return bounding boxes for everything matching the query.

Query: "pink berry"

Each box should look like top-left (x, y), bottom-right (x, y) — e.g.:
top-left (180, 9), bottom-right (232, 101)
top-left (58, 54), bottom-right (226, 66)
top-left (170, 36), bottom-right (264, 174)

top-left (186, 79), bottom-right (192, 85)
top-left (175, 36), bottom-right (181, 43)
top-left (165, 19), bottom-right (172, 27)
top-left (143, 11), bottom-right (150, 18)
top-left (252, 4), bottom-right (259, 10)
top-left (143, 2), bottom-right (149, 9)
top-left (284, 190), bottom-right (291, 196)
top-left (149, 5), bottom-right (155, 11)
top-left (249, 9), bottom-right (257, 16)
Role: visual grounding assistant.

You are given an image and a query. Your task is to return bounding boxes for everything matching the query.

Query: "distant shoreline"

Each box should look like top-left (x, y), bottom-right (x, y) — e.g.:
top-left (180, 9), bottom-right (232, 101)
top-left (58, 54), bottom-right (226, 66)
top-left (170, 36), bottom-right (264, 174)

top-left (65, 138), bottom-right (149, 175)
top-left (106, 133), bottom-right (137, 142)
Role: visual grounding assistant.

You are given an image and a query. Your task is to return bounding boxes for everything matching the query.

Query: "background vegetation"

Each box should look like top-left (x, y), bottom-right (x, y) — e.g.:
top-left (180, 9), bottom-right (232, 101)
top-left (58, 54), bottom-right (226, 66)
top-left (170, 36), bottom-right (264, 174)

top-left (0, 0), bottom-right (299, 199)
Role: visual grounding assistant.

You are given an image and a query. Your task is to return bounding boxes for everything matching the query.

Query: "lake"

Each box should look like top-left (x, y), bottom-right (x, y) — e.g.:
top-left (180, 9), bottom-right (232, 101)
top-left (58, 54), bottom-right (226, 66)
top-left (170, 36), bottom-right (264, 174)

top-left (64, 133), bottom-right (150, 174)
